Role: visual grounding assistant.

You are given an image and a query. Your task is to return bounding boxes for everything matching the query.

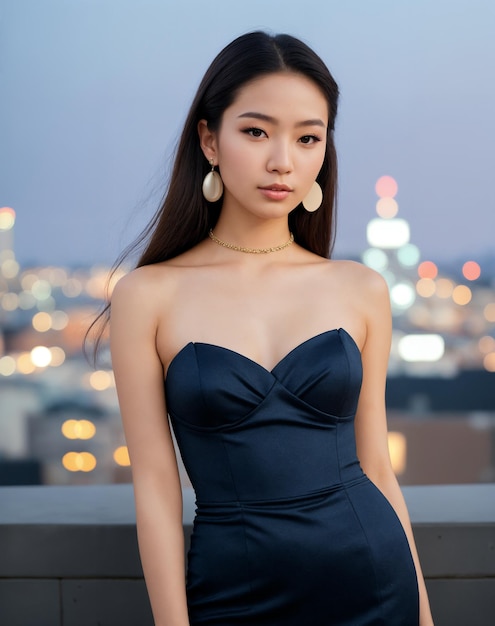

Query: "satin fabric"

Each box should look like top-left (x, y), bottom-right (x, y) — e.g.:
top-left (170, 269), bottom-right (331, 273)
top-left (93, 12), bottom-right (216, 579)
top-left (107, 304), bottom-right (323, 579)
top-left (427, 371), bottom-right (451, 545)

top-left (165, 328), bottom-right (419, 625)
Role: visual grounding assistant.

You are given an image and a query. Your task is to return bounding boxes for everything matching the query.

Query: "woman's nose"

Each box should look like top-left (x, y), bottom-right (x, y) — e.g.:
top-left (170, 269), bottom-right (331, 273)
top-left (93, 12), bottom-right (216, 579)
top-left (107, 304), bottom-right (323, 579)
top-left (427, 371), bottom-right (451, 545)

top-left (266, 141), bottom-right (293, 174)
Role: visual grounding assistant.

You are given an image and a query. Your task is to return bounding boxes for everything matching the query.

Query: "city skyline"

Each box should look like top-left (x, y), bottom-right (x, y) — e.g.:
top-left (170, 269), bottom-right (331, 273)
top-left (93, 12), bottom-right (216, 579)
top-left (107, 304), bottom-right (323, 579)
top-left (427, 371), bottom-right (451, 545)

top-left (1, 0), bottom-right (494, 267)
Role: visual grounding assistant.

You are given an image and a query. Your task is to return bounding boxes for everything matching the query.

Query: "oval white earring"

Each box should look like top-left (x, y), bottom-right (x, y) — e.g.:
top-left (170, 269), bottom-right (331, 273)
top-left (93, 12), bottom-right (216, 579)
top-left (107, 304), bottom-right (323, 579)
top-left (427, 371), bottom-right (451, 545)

top-left (302, 181), bottom-right (323, 212)
top-left (202, 161), bottom-right (224, 202)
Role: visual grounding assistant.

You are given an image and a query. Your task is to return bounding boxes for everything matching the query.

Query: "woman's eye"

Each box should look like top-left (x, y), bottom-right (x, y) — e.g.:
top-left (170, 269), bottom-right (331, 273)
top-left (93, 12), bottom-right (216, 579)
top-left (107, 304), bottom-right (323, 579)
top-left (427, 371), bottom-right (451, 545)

top-left (299, 135), bottom-right (321, 145)
top-left (243, 127), bottom-right (266, 138)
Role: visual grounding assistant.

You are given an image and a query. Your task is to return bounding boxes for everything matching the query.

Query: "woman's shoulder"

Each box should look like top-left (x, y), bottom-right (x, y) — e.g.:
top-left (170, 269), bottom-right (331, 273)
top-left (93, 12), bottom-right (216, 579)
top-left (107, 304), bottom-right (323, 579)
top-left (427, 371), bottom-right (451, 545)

top-left (112, 264), bottom-right (171, 294)
top-left (323, 259), bottom-right (390, 321)
top-left (110, 263), bottom-right (184, 317)
top-left (327, 258), bottom-right (388, 292)
top-left (328, 260), bottom-right (391, 337)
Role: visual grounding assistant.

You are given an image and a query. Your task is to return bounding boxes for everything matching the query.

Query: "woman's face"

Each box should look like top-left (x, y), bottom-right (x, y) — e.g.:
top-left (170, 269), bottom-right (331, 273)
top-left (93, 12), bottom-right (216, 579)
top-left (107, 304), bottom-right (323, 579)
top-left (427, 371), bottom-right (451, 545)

top-left (203, 72), bottom-right (328, 221)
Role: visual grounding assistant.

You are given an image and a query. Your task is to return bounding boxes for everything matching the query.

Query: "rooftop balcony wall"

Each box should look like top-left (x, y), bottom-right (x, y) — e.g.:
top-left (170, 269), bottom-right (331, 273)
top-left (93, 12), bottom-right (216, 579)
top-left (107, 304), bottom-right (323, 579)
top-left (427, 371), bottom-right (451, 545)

top-left (0, 484), bottom-right (494, 626)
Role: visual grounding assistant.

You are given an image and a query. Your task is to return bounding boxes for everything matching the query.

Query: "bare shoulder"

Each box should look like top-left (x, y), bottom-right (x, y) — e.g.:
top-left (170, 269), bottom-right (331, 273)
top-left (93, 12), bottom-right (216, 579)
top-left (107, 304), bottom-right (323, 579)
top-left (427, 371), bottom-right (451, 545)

top-left (327, 259), bottom-right (389, 300)
top-left (110, 264), bottom-right (181, 326)
top-left (112, 265), bottom-right (168, 300)
top-left (321, 260), bottom-right (391, 346)
top-left (327, 258), bottom-right (384, 284)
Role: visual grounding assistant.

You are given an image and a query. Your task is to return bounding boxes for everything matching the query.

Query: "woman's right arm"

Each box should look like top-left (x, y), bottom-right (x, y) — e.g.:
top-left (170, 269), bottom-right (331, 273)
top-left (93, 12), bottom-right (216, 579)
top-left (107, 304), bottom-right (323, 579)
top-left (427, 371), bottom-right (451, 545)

top-left (110, 271), bottom-right (190, 626)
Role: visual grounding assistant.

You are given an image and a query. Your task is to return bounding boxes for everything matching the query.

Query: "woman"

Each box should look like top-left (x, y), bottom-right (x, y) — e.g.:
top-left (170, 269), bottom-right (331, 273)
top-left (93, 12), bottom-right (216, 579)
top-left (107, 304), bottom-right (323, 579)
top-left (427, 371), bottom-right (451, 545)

top-left (108, 32), bottom-right (434, 625)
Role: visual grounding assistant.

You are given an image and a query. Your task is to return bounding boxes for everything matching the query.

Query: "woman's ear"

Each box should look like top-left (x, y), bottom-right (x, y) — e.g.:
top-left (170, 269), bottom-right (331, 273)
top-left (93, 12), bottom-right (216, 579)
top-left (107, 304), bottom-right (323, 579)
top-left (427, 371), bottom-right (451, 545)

top-left (198, 119), bottom-right (218, 163)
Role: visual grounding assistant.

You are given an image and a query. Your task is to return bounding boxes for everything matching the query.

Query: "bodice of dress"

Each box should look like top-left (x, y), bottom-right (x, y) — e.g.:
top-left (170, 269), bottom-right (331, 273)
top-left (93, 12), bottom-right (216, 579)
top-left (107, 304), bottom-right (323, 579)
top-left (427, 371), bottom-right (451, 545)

top-left (165, 328), bottom-right (364, 504)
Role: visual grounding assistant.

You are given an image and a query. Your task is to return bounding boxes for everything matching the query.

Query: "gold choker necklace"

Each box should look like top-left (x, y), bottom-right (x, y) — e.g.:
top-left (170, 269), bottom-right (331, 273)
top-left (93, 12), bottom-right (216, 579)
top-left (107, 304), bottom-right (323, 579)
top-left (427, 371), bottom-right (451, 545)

top-left (208, 229), bottom-right (294, 254)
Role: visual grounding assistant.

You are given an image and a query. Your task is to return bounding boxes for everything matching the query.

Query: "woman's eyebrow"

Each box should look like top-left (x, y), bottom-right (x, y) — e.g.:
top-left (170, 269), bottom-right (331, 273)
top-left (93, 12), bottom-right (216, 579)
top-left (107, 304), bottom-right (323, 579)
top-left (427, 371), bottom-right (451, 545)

top-left (237, 111), bottom-right (326, 128)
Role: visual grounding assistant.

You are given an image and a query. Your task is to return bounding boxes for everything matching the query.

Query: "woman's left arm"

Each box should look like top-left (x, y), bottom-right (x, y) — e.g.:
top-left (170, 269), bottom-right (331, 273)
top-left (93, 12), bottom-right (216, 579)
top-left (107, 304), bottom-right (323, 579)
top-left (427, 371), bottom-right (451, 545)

top-left (354, 269), bottom-right (434, 626)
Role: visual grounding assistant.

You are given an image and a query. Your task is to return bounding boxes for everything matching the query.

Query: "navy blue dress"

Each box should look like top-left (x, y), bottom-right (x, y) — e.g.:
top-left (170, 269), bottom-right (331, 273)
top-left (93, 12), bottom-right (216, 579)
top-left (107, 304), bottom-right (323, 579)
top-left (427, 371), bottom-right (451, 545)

top-left (165, 328), bottom-right (419, 625)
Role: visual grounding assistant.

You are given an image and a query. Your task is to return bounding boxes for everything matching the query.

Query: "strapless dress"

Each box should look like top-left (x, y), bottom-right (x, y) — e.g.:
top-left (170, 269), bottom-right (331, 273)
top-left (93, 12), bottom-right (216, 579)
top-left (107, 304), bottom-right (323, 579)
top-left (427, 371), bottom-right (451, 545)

top-left (165, 328), bottom-right (419, 625)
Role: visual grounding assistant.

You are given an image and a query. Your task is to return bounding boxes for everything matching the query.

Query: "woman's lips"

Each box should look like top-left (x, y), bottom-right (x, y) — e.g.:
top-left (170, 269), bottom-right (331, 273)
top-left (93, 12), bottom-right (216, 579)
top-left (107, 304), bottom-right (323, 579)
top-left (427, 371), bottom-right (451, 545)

top-left (258, 185), bottom-right (292, 201)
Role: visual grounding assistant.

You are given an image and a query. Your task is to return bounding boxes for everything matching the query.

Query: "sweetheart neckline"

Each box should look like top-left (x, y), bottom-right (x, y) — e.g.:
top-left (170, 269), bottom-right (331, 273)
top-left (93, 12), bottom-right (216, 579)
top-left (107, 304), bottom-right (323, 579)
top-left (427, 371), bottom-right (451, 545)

top-left (165, 328), bottom-right (360, 383)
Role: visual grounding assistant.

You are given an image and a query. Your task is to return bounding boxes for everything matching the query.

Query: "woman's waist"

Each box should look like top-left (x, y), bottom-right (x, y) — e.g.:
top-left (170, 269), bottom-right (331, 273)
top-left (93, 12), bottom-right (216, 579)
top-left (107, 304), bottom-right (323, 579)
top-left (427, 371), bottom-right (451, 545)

top-left (194, 473), bottom-right (369, 513)
top-left (187, 450), bottom-right (365, 505)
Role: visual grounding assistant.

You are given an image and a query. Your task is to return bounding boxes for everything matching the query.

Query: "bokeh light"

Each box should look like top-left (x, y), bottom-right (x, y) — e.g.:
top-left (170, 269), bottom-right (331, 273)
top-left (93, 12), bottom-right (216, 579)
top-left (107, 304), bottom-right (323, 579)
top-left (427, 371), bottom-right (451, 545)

top-left (17, 353), bottom-right (36, 375)
top-left (21, 273), bottom-right (39, 290)
top-left (89, 370), bottom-right (114, 391)
top-left (30, 346), bottom-right (52, 367)
top-left (398, 334), bottom-right (445, 362)
top-left (390, 282), bottom-right (416, 309)
top-left (483, 353), bottom-right (495, 373)
top-left (1, 259), bottom-right (20, 279)
top-left (417, 261), bottom-right (438, 280)
top-left (462, 261), bottom-right (481, 281)
top-left (32, 311), bottom-right (52, 332)
top-left (49, 347), bottom-right (66, 366)
top-left (367, 218), bottom-right (410, 248)
top-left (31, 279), bottom-right (52, 300)
top-left (51, 310), bottom-right (69, 330)
top-left (452, 285), bottom-right (472, 306)
top-left (114, 446), bottom-right (131, 466)
top-left (62, 452), bottom-right (97, 472)
top-left (362, 248), bottom-right (388, 272)
top-left (416, 278), bottom-right (436, 298)
top-left (0, 355), bottom-right (16, 376)
top-left (388, 432), bottom-right (407, 475)
top-left (375, 175), bottom-right (398, 198)
top-left (484, 303), bottom-right (495, 322)
top-left (0, 207), bottom-right (16, 230)
top-left (1, 292), bottom-right (19, 311)
top-left (61, 419), bottom-right (96, 440)
top-left (376, 197), bottom-right (398, 219)
top-left (18, 291), bottom-right (36, 310)
top-left (397, 244), bottom-right (420, 268)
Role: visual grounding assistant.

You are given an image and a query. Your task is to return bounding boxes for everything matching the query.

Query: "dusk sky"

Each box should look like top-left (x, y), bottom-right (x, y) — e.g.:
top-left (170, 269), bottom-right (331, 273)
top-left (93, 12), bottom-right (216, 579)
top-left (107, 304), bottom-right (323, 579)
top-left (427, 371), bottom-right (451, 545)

top-left (1, 0), bottom-right (494, 268)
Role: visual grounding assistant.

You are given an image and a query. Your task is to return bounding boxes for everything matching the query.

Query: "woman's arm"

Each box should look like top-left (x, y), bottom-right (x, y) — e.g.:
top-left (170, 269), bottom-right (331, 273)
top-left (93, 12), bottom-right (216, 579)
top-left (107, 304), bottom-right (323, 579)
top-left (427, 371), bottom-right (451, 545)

top-left (354, 269), bottom-right (434, 626)
top-left (110, 270), bottom-right (190, 626)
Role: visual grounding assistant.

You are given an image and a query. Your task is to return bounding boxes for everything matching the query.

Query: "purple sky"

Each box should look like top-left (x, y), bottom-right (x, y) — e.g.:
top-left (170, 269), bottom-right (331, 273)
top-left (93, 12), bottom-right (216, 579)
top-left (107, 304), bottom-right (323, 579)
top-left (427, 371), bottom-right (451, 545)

top-left (1, 0), bottom-right (494, 268)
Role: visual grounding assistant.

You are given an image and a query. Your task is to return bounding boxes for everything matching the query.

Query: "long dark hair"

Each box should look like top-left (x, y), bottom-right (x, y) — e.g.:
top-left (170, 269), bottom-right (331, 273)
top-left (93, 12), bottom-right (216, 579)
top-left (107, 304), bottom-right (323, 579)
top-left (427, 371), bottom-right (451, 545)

top-left (87, 31), bottom-right (339, 357)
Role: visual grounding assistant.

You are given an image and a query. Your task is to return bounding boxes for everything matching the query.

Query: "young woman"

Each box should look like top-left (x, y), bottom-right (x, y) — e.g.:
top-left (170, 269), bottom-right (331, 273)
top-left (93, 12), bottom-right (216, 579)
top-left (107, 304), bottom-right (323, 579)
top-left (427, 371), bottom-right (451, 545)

top-left (108, 32), bottom-right (434, 625)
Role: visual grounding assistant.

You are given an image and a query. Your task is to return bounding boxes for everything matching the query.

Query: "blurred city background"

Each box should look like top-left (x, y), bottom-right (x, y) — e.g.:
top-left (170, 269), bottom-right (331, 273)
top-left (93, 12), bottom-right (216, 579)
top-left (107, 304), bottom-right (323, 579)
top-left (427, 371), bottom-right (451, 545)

top-left (1, 171), bottom-right (494, 487)
top-left (1, 1), bottom-right (494, 488)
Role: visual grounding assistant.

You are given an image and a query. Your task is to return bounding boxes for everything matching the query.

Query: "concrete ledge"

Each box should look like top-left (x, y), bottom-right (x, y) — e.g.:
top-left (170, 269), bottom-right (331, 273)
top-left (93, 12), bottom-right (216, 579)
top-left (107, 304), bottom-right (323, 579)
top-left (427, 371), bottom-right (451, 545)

top-left (0, 484), bottom-right (494, 625)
